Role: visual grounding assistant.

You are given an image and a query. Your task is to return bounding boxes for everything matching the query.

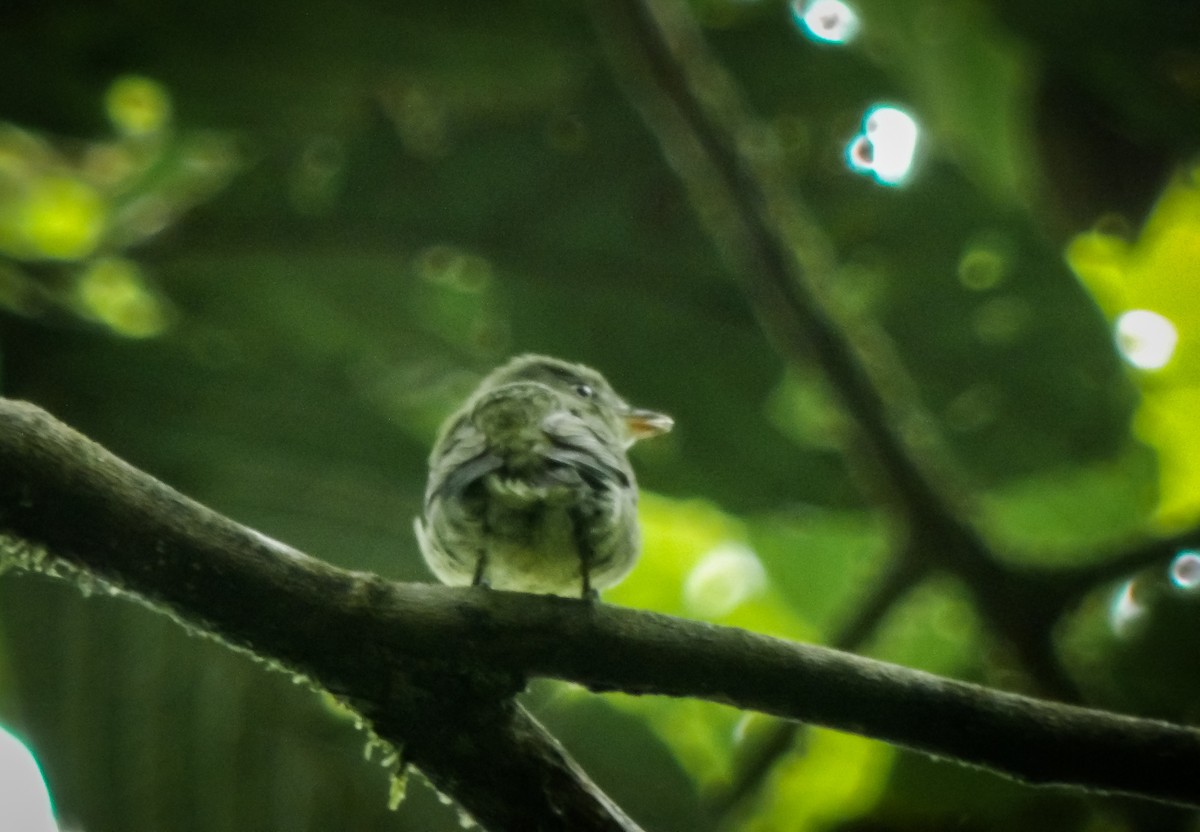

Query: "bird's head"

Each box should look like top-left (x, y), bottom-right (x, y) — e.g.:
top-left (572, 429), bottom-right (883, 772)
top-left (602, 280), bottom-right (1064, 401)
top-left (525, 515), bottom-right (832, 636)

top-left (477, 354), bottom-right (673, 449)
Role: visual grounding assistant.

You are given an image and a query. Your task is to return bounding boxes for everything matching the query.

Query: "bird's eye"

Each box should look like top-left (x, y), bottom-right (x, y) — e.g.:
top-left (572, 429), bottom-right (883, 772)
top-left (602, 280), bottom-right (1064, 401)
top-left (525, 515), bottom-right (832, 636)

top-left (574, 384), bottom-right (595, 399)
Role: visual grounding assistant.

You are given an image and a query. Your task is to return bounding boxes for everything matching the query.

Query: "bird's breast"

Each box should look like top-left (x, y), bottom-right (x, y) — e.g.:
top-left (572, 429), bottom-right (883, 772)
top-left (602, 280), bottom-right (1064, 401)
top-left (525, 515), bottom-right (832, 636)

top-left (480, 499), bottom-right (585, 592)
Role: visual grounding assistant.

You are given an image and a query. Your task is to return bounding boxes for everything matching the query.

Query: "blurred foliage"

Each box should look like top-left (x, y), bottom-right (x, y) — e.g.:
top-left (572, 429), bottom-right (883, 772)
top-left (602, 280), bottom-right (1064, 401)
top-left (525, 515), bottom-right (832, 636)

top-left (0, 75), bottom-right (237, 336)
top-left (979, 452), bottom-right (1156, 562)
top-left (1068, 169), bottom-right (1200, 527)
top-left (598, 495), bottom-right (897, 828)
top-left (1059, 551), bottom-right (1200, 724)
top-left (0, 0), bottom-right (1197, 830)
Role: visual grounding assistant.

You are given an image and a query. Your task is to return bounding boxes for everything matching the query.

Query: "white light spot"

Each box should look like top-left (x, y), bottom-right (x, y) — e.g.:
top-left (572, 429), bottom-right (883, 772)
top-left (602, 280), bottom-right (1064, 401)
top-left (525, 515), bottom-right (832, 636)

top-left (1115, 309), bottom-right (1177, 370)
top-left (846, 105), bottom-right (919, 186)
top-left (0, 726), bottom-right (58, 832)
top-left (683, 543), bottom-right (768, 619)
top-left (1109, 578), bottom-right (1145, 637)
top-left (1169, 550), bottom-right (1200, 591)
top-left (248, 528), bottom-right (308, 561)
top-left (793, 0), bottom-right (860, 44)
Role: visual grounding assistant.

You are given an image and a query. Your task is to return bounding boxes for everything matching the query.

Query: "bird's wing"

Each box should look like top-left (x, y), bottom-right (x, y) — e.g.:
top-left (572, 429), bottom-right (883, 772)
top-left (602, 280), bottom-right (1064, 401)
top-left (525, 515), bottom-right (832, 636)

top-left (424, 414), bottom-right (504, 508)
top-left (540, 411), bottom-right (632, 490)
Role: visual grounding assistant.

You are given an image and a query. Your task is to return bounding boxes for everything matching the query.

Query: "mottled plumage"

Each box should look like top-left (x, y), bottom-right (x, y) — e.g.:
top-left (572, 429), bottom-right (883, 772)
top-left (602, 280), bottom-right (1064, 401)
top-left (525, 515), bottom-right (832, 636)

top-left (414, 355), bottom-right (672, 598)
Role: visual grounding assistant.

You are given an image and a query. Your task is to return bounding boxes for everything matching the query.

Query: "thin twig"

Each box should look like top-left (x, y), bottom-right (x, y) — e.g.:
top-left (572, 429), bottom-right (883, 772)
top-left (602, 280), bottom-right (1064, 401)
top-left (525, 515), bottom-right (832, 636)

top-left (583, 0), bottom-right (982, 536)
top-left (830, 548), bottom-right (929, 652)
top-left (583, 0), bottom-right (1129, 709)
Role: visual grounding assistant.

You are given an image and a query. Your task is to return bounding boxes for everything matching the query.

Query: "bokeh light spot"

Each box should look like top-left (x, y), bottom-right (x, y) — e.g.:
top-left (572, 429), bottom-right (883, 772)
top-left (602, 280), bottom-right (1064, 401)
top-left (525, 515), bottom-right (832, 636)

top-left (792, 0), bottom-right (860, 44)
top-left (1114, 309), bottom-right (1177, 370)
top-left (944, 384), bottom-right (1001, 433)
top-left (18, 176), bottom-right (106, 260)
top-left (378, 82), bottom-right (448, 159)
top-left (415, 244), bottom-right (493, 293)
top-left (1169, 550), bottom-right (1200, 590)
top-left (105, 75), bottom-right (172, 137)
top-left (0, 726), bottom-right (58, 832)
top-left (1109, 578), bottom-right (1145, 637)
top-left (845, 106), bottom-right (919, 186)
top-left (972, 295), bottom-right (1029, 345)
top-left (683, 542), bottom-right (768, 619)
top-left (289, 135), bottom-right (346, 215)
top-left (76, 257), bottom-right (169, 338)
top-left (957, 246), bottom-right (1009, 291)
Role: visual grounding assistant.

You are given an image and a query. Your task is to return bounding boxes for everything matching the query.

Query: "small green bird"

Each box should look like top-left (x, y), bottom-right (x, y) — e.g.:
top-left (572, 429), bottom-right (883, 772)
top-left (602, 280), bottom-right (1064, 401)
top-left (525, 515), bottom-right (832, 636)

top-left (415, 354), bottom-right (673, 598)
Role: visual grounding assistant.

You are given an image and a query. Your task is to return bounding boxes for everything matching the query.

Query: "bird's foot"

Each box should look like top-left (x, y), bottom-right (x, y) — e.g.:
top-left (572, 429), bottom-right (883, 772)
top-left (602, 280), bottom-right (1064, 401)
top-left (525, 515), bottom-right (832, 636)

top-left (471, 555), bottom-right (489, 588)
top-left (581, 571), bottom-right (599, 602)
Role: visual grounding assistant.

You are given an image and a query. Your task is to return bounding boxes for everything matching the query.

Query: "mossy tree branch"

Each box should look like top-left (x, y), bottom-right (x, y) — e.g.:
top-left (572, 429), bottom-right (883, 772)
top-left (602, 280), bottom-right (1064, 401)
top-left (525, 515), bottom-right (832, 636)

top-left (0, 398), bottom-right (641, 832)
top-left (2, 398), bottom-right (1200, 822)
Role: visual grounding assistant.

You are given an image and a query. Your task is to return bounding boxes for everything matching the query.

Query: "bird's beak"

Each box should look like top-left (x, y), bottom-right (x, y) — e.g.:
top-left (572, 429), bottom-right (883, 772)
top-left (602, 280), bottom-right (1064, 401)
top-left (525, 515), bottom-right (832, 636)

top-left (623, 408), bottom-right (674, 443)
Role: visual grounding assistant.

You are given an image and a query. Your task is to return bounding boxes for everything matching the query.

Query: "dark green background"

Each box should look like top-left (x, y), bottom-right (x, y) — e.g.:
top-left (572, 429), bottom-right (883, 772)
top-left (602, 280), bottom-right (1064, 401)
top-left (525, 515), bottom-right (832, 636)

top-left (1, 0), bottom-right (1197, 830)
